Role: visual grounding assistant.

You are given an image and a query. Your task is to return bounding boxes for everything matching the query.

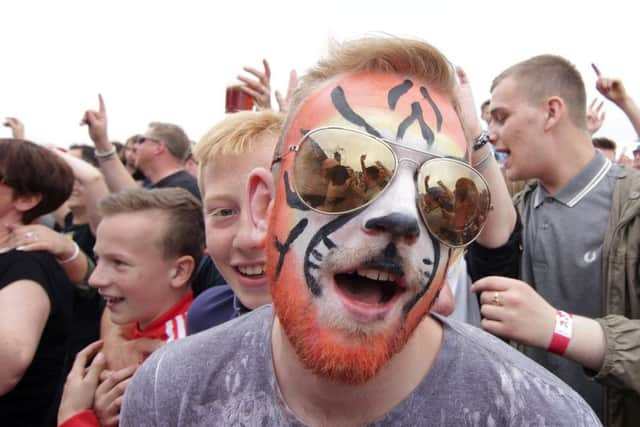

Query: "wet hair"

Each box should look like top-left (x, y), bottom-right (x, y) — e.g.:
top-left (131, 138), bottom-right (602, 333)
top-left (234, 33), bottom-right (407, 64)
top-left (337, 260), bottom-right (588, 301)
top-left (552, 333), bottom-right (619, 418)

top-left (0, 139), bottom-right (74, 224)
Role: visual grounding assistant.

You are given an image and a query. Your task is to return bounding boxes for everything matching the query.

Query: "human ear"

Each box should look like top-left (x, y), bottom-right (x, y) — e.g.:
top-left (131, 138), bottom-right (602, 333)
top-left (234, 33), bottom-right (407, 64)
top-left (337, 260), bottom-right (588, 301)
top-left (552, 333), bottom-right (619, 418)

top-left (544, 96), bottom-right (564, 131)
top-left (14, 193), bottom-right (42, 214)
top-left (247, 167), bottom-right (274, 246)
top-left (169, 255), bottom-right (196, 289)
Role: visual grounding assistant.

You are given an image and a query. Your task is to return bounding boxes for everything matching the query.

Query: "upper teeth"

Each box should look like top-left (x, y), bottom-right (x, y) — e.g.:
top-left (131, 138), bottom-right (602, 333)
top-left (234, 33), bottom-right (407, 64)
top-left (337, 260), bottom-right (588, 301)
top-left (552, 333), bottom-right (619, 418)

top-left (356, 268), bottom-right (396, 282)
top-left (239, 265), bottom-right (265, 276)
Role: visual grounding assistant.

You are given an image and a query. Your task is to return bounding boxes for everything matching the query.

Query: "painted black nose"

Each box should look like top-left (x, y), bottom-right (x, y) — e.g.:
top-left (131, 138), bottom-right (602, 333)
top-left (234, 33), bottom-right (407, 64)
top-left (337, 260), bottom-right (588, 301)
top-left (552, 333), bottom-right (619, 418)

top-left (365, 213), bottom-right (419, 238)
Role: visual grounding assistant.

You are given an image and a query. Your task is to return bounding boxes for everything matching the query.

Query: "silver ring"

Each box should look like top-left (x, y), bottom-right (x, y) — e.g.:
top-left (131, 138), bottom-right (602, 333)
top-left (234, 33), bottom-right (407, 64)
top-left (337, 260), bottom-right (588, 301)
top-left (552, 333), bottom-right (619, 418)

top-left (25, 231), bottom-right (37, 241)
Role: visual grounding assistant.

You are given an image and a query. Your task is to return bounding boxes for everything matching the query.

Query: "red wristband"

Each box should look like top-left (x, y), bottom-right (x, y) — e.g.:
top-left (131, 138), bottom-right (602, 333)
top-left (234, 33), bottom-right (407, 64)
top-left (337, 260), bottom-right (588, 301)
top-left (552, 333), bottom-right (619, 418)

top-left (547, 310), bottom-right (573, 355)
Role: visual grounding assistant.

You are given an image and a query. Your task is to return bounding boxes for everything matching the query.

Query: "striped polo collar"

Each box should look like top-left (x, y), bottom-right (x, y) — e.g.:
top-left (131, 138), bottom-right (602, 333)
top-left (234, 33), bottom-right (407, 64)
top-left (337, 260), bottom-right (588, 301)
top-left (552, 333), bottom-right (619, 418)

top-left (534, 151), bottom-right (613, 208)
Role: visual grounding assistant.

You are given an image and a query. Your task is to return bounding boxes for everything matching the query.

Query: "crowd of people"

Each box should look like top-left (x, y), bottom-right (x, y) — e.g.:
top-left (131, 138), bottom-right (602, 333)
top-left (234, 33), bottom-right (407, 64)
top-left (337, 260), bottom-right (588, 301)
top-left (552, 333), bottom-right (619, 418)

top-left (1, 34), bottom-right (639, 427)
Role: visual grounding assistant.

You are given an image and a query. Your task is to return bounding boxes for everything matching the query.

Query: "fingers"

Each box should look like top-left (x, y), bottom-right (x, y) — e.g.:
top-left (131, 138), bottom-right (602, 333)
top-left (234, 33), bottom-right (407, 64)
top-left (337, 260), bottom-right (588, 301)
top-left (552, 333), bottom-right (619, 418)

top-left (95, 367), bottom-right (135, 427)
top-left (455, 65), bottom-right (469, 85)
top-left (96, 366), bottom-right (136, 399)
top-left (470, 275), bottom-right (515, 293)
top-left (275, 90), bottom-right (284, 110)
top-left (237, 77), bottom-right (266, 97)
top-left (98, 94), bottom-right (106, 114)
top-left (241, 66), bottom-right (270, 86)
top-left (69, 340), bottom-right (104, 377)
top-left (262, 58), bottom-right (271, 79)
top-left (80, 110), bottom-right (90, 126)
top-left (286, 69), bottom-right (298, 95)
top-left (85, 351), bottom-right (107, 385)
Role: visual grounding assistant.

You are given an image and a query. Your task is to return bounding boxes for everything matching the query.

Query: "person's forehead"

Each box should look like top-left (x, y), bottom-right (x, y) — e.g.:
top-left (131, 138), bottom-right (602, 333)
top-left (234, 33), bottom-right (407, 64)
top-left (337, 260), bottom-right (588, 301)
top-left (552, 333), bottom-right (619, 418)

top-left (491, 77), bottom-right (524, 106)
top-left (285, 72), bottom-right (466, 157)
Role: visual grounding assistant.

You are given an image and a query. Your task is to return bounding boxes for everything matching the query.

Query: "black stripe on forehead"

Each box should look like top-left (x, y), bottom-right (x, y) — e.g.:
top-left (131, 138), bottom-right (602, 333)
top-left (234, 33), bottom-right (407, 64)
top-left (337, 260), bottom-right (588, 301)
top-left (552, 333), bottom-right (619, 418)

top-left (388, 80), bottom-right (414, 110)
top-left (331, 86), bottom-right (381, 138)
top-left (420, 87), bottom-right (443, 132)
top-left (330, 83), bottom-right (439, 148)
top-left (396, 102), bottom-right (434, 145)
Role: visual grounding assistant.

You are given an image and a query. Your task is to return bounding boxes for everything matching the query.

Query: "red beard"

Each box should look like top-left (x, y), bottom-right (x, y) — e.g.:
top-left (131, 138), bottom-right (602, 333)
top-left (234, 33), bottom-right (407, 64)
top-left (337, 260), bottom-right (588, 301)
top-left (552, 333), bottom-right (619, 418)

top-left (268, 245), bottom-right (438, 385)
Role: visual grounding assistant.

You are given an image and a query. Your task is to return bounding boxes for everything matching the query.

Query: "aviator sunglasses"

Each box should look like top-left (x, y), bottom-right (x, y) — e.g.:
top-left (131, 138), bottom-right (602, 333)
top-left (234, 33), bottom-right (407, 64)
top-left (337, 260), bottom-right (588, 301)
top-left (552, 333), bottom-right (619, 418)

top-left (272, 126), bottom-right (492, 248)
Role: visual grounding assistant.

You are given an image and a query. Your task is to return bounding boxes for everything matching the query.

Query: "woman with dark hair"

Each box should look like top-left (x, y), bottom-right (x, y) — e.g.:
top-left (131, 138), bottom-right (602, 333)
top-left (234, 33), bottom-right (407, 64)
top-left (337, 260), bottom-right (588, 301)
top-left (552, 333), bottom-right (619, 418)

top-left (0, 139), bottom-right (76, 427)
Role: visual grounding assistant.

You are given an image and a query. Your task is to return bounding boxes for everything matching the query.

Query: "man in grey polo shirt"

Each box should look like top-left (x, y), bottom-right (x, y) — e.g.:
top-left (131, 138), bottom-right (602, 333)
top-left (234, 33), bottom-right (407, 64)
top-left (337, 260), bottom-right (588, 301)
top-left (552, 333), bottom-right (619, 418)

top-left (467, 55), bottom-right (640, 427)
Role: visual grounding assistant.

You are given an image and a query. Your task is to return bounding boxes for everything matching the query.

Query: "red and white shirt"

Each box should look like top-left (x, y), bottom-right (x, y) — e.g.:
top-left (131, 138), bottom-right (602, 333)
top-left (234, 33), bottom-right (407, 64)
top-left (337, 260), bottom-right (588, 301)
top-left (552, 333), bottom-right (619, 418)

top-left (129, 291), bottom-right (193, 342)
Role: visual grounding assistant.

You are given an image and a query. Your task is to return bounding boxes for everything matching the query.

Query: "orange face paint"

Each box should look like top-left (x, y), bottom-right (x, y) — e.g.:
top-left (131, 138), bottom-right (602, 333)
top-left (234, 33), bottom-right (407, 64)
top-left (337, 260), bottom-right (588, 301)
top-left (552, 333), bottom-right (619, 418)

top-left (268, 71), bottom-right (465, 383)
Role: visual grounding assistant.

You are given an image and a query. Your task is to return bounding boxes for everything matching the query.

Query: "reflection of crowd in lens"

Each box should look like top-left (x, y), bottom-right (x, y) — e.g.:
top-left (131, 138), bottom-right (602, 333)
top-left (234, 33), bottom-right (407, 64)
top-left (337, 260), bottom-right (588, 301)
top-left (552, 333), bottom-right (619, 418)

top-left (421, 173), bottom-right (487, 245)
top-left (312, 150), bottom-right (391, 212)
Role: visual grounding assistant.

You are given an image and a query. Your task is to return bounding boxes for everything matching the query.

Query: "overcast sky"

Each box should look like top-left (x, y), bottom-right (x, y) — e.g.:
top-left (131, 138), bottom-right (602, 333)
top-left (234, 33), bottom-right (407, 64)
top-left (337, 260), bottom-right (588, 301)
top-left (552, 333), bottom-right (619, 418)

top-left (2, 0), bottom-right (638, 153)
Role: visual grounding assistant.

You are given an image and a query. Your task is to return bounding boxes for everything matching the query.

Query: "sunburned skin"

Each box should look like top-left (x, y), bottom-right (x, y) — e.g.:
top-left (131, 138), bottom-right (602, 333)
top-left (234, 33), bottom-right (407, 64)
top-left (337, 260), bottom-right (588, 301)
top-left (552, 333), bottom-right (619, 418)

top-left (268, 71), bottom-right (468, 384)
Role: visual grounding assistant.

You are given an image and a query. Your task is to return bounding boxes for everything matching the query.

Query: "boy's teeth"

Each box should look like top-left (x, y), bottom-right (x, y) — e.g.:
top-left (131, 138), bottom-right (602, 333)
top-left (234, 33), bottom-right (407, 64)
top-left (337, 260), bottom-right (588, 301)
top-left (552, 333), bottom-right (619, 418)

top-left (356, 268), bottom-right (396, 282)
top-left (239, 265), bottom-right (265, 276)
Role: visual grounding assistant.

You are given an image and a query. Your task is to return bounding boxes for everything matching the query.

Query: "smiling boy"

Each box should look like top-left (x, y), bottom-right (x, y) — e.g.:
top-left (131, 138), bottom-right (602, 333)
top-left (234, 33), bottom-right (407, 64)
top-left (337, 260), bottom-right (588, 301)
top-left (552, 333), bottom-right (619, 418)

top-left (90, 188), bottom-right (204, 342)
top-left (186, 110), bottom-right (284, 334)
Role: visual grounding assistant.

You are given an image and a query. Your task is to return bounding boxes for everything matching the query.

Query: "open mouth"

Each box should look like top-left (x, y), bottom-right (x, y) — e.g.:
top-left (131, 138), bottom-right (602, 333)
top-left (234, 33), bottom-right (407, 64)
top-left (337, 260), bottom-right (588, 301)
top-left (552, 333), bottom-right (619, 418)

top-left (334, 267), bottom-right (406, 307)
top-left (237, 265), bottom-right (265, 278)
top-left (102, 295), bottom-right (125, 306)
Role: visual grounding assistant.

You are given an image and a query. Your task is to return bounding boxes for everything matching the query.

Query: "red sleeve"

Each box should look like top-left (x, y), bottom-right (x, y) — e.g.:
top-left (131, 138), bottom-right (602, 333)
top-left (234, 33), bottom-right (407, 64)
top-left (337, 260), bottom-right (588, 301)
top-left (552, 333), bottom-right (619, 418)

top-left (58, 409), bottom-right (100, 427)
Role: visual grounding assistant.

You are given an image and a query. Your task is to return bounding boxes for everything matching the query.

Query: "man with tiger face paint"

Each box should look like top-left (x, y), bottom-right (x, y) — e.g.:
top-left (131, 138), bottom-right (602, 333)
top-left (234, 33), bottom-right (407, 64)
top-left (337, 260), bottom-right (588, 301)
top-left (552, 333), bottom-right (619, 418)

top-left (120, 37), bottom-right (599, 426)
top-left (264, 65), bottom-right (472, 386)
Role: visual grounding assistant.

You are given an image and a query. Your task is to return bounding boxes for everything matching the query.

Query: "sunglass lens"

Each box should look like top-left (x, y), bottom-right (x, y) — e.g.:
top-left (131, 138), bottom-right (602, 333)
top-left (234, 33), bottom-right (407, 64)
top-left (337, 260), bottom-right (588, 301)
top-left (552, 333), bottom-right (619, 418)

top-left (417, 158), bottom-right (491, 247)
top-left (293, 128), bottom-right (395, 213)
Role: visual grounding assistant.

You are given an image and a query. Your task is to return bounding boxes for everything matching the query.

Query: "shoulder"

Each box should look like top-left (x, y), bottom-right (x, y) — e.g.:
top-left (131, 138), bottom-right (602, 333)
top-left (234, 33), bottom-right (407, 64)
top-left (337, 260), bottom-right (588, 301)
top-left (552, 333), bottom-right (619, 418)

top-left (139, 305), bottom-right (273, 379)
top-left (0, 250), bottom-right (66, 290)
top-left (187, 285), bottom-right (236, 334)
top-left (153, 171), bottom-right (200, 199)
top-left (124, 306), bottom-right (275, 423)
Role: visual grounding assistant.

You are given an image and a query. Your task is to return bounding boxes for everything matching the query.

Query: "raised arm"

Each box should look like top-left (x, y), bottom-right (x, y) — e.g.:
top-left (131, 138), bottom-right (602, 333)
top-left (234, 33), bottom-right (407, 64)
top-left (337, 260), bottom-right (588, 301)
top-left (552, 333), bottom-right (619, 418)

top-left (594, 68), bottom-right (640, 139)
top-left (453, 66), bottom-right (516, 247)
top-left (3, 117), bottom-right (25, 139)
top-left (81, 95), bottom-right (137, 192)
top-left (54, 149), bottom-right (109, 234)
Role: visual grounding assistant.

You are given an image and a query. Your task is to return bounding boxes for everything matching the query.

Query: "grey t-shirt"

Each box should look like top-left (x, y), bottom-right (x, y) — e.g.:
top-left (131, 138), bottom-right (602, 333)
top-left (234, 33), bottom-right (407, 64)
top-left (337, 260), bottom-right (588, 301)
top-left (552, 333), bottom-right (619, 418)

top-left (121, 305), bottom-right (600, 426)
